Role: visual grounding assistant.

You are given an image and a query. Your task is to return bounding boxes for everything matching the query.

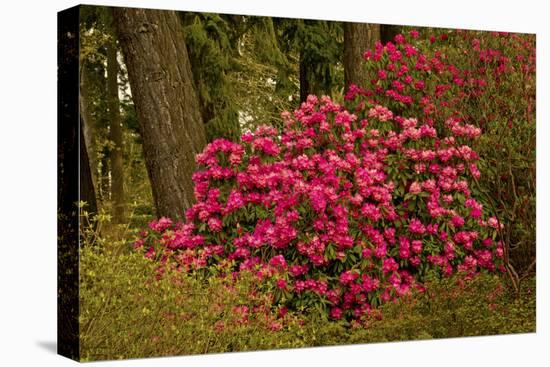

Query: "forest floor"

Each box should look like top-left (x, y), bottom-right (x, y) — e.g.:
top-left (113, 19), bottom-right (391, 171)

top-left (78, 238), bottom-right (536, 362)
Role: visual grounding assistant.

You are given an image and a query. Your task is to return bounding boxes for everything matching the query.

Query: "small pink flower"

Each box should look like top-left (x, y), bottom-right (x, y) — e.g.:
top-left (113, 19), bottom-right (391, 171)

top-left (411, 240), bottom-right (422, 254)
top-left (339, 270), bottom-right (359, 285)
top-left (276, 279), bottom-right (287, 290)
top-left (330, 307), bottom-right (343, 319)
top-left (382, 257), bottom-right (399, 274)
top-left (451, 215), bottom-right (465, 228)
top-left (269, 321), bottom-right (283, 331)
top-left (488, 217), bottom-right (502, 229)
top-left (409, 181), bottom-right (422, 194)
top-left (394, 34), bottom-right (405, 44)
top-left (145, 247), bottom-right (155, 259)
top-left (414, 80), bottom-right (425, 90)
top-left (149, 217), bottom-right (173, 232)
top-left (207, 217), bottom-right (222, 232)
top-left (269, 255), bottom-right (287, 269)
top-left (409, 219), bottom-right (426, 235)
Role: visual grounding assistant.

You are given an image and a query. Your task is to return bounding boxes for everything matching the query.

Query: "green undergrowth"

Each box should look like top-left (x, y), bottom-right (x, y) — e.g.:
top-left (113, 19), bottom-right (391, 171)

top-left (79, 245), bottom-right (535, 361)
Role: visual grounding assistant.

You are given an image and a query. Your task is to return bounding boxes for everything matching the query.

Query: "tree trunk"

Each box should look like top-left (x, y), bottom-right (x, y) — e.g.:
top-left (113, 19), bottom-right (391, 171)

top-left (98, 153), bottom-right (110, 201)
top-left (343, 22), bottom-right (380, 90)
top-left (381, 25), bottom-right (401, 44)
top-left (106, 34), bottom-right (125, 223)
top-left (299, 51), bottom-right (331, 103)
top-left (299, 51), bottom-right (311, 103)
top-left (113, 8), bottom-right (207, 219)
top-left (80, 115), bottom-right (98, 216)
top-left (79, 64), bottom-right (97, 190)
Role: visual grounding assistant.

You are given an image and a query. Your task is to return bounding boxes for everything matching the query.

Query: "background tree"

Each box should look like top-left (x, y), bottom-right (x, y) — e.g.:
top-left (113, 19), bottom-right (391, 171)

top-left (81, 5), bottom-right (152, 223)
top-left (106, 12), bottom-right (125, 222)
top-left (80, 115), bottom-right (98, 215)
top-left (181, 12), bottom-right (241, 142)
top-left (276, 19), bottom-right (343, 102)
top-left (230, 15), bottom-right (298, 131)
top-left (343, 22), bottom-right (380, 89)
top-left (79, 65), bottom-right (97, 189)
top-left (80, 7), bottom-right (109, 200)
top-left (80, 6), bottom-right (124, 206)
top-left (113, 8), bottom-right (207, 219)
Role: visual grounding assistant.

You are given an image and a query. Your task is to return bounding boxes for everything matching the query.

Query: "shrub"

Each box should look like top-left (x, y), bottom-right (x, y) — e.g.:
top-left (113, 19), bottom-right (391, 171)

top-left (80, 245), bottom-right (535, 360)
top-left (136, 88), bottom-right (504, 320)
top-left (80, 246), bottom-right (298, 360)
top-left (447, 31), bottom-right (536, 271)
top-left (349, 29), bottom-right (536, 272)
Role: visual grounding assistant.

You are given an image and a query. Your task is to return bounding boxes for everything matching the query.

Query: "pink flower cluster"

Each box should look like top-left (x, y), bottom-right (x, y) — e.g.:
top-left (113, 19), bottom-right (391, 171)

top-left (135, 89), bottom-right (504, 320)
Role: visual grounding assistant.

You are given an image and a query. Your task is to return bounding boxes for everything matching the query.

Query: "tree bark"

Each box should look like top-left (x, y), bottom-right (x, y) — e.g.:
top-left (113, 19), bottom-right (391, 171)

top-left (299, 51), bottom-right (331, 103)
top-left (80, 115), bottom-right (98, 216)
top-left (299, 51), bottom-right (311, 103)
top-left (343, 22), bottom-right (380, 90)
top-left (79, 64), bottom-right (97, 190)
top-left (106, 34), bottom-right (125, 222)
top-left (113, 8), bottom-right (207, 219)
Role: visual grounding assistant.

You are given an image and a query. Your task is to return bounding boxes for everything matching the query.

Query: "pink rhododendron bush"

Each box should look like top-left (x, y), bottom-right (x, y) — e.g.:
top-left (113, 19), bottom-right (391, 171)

top-left (135, 87), bottom-right (505, 320)
top-left (347, 29), bottom-right (535, 274)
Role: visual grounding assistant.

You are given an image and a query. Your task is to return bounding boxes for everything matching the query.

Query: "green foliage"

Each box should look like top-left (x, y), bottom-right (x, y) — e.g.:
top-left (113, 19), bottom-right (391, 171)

top-left (355, 274), bottom-right (535, 341)
top-left (80, 240), bottom-right (535, 360)
top-left (80, 246), bottom-right (281, 360)
top-left (182, 12), bottom-right (241, 141)
top-left (230, 16), bottom-right (300, 131)
top-left (277, 18), bottom-right (343, 99)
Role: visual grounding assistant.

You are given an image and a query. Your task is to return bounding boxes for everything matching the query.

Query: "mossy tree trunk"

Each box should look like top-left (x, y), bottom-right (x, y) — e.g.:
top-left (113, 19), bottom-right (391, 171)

top-left (113, 8), bottom-right (206, 219)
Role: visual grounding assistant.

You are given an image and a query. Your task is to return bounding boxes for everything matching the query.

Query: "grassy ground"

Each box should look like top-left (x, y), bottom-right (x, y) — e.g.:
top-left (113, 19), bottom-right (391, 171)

top-left (79, 244), bottom-right (535, 361)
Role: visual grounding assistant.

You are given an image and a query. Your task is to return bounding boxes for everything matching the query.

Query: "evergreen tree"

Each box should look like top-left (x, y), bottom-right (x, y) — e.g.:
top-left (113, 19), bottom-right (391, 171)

top-left (276, 19), bottom-right (343, 102)
top-left (181, 12), bottom-right (241, 141)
